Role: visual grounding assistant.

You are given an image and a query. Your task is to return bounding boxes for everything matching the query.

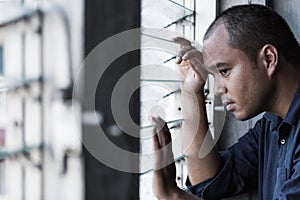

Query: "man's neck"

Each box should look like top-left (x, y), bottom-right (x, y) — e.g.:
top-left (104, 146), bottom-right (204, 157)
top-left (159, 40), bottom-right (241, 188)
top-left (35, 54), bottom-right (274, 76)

top-left (269, 63), bottom-right (300, 119)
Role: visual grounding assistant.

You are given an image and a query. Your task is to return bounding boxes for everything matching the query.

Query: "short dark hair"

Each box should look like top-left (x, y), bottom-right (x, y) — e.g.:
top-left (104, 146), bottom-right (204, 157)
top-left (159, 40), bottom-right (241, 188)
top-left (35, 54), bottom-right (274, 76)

top-left (203, 4), bottom-right (300, 65)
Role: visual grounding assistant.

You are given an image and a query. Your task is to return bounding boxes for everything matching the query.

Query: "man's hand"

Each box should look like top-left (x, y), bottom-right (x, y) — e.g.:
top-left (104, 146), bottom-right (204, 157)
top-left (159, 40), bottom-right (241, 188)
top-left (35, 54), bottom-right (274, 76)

top-left (173, 37), bottom-right (207, 94)
top-left (151, 116), bottom-right (180, 200)
top-left (151, 116), bottom-right (204, 200)
top-left (151, 117), bottom-right (201, 200)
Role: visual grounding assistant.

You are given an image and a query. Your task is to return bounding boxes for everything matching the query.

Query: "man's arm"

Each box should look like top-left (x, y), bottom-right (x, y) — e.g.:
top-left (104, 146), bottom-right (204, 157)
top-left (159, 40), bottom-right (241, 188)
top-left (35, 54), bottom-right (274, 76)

top-left (182, 91), bottom-right (222, 185)
top-left (174, 37), bottom-right (222, 185)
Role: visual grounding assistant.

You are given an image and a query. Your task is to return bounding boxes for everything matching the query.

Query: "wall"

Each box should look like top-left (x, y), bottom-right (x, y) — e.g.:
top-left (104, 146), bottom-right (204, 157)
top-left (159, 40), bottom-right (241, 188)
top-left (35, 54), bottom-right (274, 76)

top-left (270, 0), bottom-right (300, 43)
top-left (83, 0), bottom-right (140, 199)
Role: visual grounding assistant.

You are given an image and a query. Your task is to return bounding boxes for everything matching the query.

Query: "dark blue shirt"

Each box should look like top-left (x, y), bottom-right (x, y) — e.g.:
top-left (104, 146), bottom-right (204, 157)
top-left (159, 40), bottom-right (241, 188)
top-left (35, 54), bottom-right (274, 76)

top-left (186, 85), bottom-right (300, 200)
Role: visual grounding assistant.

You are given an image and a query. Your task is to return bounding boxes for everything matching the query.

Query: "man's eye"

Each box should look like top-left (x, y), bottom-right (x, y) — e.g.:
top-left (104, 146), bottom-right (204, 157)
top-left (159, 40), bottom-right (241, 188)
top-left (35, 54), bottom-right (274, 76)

top-left (219, 69), bottom-right (229, 76)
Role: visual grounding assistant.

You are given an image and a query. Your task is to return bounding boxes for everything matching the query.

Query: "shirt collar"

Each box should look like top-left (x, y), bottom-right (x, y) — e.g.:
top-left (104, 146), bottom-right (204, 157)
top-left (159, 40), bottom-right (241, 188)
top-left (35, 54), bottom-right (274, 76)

top-left (264, 112), bottom-right (282, 131)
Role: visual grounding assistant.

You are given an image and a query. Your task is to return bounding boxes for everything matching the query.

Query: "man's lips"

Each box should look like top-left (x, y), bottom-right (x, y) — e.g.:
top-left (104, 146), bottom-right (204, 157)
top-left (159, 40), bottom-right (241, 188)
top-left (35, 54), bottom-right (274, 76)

top-left (223, 101), bottom-right (235, 111)
top-left (222, 96), bottom-right (236, 111)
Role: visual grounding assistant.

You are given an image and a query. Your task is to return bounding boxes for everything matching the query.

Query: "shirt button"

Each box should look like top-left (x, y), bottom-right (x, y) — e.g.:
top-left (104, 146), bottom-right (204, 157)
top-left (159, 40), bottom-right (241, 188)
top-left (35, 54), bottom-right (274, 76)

top-left (280, 139), bottom-right (286, 145)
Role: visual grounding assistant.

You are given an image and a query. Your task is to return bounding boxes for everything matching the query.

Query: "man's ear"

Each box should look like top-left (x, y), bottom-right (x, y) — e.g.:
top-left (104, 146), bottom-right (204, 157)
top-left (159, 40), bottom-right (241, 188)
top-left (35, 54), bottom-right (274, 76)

top-left (258, 44), bottom-right (278, 78)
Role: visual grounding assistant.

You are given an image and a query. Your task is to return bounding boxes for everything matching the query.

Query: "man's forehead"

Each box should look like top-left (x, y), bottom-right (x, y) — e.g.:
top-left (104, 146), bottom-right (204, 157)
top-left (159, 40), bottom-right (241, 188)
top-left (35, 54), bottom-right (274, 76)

top-left (202, 24), bottom-right (230, 67)
top-left (203, 23), bottom-right (228, 52)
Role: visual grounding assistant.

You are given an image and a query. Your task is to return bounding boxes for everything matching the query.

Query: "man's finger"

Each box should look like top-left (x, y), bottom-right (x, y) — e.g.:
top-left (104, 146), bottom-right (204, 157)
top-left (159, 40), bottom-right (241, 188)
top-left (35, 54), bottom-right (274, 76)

top-left (151, 117), bottom-right (172, 147)
top-left (176, 46), bottom-right (195, 64)
top-left (178, 45), bottom-right (194, 57)
top-left (150, 116), bottom-right (163, 131)
top-left (173, 37), bottom-right (192, 47)
top-left (158, 122), bottom-right (172, 147)
top-left (182, 49), bottom-right (203, 61)
top-left (152, 129), bottom-right (160, 151)
top-left (152, 132), bottom-right (162, 170)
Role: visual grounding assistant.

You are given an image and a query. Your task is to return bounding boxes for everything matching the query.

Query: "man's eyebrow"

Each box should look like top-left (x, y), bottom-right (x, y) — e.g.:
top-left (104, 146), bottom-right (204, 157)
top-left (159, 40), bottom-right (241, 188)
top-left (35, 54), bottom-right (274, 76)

top-left (208, 62), bottom-right (229, 70)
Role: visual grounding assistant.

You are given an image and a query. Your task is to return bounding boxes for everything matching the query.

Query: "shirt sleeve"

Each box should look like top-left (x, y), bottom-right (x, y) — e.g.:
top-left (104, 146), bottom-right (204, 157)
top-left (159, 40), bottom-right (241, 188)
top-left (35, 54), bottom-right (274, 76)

top-left (186, 118), bottom-right (262, 199)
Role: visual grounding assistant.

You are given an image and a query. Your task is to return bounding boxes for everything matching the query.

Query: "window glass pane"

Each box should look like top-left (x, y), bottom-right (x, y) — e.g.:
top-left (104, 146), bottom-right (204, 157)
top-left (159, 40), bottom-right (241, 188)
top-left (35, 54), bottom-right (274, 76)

top-left (140, 0), bottom-right (194, 199)
top-left (142, 0), bottom-right (193, 28)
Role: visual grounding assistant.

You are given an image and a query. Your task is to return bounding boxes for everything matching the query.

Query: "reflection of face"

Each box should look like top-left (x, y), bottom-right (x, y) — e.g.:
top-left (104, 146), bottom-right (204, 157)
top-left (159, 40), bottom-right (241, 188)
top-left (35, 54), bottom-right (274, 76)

top-left (202, 23), bottom-right (272, 120)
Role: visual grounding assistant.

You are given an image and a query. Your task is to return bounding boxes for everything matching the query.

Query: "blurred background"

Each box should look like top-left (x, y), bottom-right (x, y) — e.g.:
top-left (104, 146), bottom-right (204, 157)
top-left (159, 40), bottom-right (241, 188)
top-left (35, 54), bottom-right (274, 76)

top-left (0, 0), bottom-right (299, 200)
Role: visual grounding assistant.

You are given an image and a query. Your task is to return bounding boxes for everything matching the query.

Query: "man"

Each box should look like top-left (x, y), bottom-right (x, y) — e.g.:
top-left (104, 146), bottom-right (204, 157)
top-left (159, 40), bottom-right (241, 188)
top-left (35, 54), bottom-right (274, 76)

top-left (151, 4), bottom-right (300, 200)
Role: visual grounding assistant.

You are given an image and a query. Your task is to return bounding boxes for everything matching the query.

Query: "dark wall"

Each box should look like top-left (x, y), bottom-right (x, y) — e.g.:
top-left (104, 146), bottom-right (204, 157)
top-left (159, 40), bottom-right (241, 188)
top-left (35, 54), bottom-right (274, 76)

top-left (269, 0), bottom-right (300, 43)
top-left (84, 0), bottom-right (140, 199)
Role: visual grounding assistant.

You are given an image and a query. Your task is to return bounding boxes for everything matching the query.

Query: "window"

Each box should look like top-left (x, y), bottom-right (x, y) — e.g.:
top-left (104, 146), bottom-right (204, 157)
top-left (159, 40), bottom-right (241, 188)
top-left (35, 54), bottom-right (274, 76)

top-left (140, 1), bottom-right (196, 199)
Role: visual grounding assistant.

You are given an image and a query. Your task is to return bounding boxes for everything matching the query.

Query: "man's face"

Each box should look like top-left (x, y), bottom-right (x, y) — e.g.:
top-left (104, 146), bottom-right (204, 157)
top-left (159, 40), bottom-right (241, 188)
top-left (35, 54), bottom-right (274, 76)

top-left (202, 24), bottom-right (272, 120)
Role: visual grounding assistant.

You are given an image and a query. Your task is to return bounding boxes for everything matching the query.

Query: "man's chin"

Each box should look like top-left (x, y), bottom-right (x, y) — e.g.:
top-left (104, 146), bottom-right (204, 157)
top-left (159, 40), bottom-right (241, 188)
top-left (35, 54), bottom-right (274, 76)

top-left (233, 110), bottom-right (262, 121)
top-left (232, 111), bottom-right (251, 121)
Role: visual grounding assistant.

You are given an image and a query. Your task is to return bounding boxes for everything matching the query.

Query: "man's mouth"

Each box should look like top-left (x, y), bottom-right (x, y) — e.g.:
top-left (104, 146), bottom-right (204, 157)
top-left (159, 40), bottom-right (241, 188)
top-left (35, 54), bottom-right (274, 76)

top-left (223, 101), bottom-right (235, 111)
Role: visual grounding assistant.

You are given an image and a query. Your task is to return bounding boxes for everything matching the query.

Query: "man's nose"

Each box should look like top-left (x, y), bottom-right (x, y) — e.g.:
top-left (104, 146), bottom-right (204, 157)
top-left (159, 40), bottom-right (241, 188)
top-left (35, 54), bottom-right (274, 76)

top-left (214, 79), bottom-right (226, 96)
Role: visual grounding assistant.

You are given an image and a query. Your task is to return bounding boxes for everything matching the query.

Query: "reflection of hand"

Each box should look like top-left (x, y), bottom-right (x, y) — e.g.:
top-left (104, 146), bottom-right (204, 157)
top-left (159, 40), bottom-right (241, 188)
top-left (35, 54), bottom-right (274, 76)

top-left (173, 37), bottom-right (207, 94)
top-left (151, 116), bottom-right (179, 199)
